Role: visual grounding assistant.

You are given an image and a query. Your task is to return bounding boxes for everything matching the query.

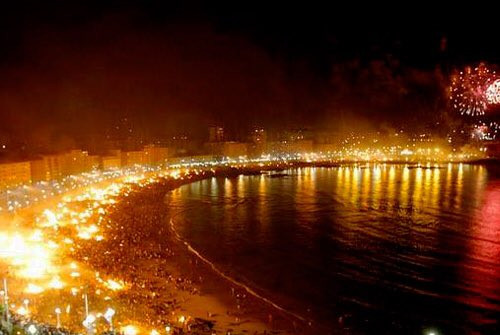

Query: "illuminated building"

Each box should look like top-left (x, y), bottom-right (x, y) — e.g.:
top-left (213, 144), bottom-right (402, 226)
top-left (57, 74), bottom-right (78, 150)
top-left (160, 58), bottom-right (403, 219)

top-left (30, 159), bottom-right (50, 182)
top-left (0, 161), bottom-right (31, 189)
top-left (143, 145), bottom-right (169, 166)
top-left (290, 139), bottom-right (313, 153)
top-left (30, 154), bottom-right (65, 182)
top-left (208, 126), bottom-right (224, 142)
top-left (101, 156), bottom-right (121, 170)
top-left (205, 142), bottom-right (248, 158)
top-left (222, 142), bottom-right (247, 157)
top-left (109, 149), bottom-right (122, 157)
top-left (251, 128), bottom-right (267, 144)
top-left (121, 151), bottom-right (146, 166)
top-left (101, 149), bottom-right (122, 170)
top-left (30, 150), bottom-right (102, 182)
top-left (86, 155), bottom-right (100, 171)
top-left (249, 128), bottom-right (267, 156)
top-left (266, 141), bottom-right (288, 155)
top-left (168, 135), bottom-right (202, 156)
top-left (64, 150), bottom-right (89, 175)
top-left (44, 154), bottom-right (65, 180)
top-left (31, 151), bottom-right (95, 182)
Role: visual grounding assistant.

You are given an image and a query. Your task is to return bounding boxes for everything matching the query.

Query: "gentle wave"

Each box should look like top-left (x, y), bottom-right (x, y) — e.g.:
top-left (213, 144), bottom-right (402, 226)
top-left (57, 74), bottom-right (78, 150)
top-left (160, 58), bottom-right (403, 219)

top-left (168, 217), bottom-right (310, 324)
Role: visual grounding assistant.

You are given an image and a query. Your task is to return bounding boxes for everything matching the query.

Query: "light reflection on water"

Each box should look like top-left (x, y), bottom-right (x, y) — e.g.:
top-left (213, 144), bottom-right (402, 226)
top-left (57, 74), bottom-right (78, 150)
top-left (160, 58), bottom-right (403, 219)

top-left (166, 164), bottom-right (500, 334)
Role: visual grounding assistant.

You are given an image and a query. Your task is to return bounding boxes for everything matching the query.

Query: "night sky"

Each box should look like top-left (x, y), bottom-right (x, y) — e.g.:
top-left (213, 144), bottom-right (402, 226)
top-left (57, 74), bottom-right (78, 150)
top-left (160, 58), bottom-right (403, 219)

top-left (0, 2), bottom-right (498, 150)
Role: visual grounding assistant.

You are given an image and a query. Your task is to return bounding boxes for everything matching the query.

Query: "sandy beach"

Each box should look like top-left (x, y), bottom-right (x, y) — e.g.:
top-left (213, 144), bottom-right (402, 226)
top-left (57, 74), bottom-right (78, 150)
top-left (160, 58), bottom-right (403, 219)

top-left (1, 164), bottom-right (316, 335)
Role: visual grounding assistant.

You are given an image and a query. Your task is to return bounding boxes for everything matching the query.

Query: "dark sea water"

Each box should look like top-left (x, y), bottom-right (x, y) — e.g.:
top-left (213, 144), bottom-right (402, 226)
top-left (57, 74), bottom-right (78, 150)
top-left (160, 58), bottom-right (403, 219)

top-left (165, 164), bottom-right (500, 334)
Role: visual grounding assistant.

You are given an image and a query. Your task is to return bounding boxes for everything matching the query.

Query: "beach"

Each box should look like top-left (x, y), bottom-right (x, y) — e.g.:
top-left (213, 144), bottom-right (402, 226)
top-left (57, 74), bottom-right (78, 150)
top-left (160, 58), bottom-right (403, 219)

top-left (1, 164), bottom-right (311, 335)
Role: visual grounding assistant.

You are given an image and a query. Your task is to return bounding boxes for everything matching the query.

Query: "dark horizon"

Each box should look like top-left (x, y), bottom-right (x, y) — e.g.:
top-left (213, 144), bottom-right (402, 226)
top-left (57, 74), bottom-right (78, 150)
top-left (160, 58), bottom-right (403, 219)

top-left (0, 2), bottom-right (499, 153)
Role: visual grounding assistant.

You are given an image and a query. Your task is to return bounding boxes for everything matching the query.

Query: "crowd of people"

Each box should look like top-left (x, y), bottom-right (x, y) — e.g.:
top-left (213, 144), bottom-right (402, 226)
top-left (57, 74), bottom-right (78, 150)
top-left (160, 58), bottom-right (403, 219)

top-left (3, 165), bottom-right (299, 335)
top-left (1, 309), bottom-right (78, 335)
top-left (72, 173), bottom-right (218, 332)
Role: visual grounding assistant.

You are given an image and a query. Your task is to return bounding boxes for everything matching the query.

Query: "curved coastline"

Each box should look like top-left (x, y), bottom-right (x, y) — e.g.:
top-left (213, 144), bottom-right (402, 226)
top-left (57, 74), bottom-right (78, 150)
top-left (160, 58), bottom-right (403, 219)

top-left (75, 164), bottom-right (314, 334)
top-left (0, 165), bottom-right (302, 335)
top-left (155, 161), bottom-right (500, 335)
top-left (4, 161), bottom-right (497, 335)
top-left (159, 166), bottom-right (319, 335)
top-left (163, 161), bottom-right (500, 335)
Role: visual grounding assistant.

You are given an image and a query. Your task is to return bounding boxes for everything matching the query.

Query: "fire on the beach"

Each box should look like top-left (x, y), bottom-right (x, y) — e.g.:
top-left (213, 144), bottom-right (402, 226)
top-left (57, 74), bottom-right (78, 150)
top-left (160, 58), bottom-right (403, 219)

top-left (0, 167), bottom-right (204, 334)
top-left (0, 161), bottom-right (300, 335)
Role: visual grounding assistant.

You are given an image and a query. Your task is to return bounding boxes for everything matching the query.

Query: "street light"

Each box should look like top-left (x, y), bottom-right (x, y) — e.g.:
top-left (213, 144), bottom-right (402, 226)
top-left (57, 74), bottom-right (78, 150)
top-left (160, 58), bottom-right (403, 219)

top-left (55, 307), bottom-right (61, 328)
top-left (122, 325), bottom-right (137, 335)
top-left (83, 314), bottom-right (96, 335)
top-left (83, 293), bottom-right (89, 317)
top-left (27, 324), bottom-right (37, 335)
top-left (16, 306), bottom-right (29, 316)
top-left (104, 307), bottom-right (115, 330)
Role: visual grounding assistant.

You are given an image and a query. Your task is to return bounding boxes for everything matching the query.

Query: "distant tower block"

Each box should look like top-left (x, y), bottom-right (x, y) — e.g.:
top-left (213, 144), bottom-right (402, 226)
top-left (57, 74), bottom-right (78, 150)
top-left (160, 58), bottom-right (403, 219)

top-left (252, 128), bottom-right (267, 144)
top-left (209, 126), bottom-right (224, 142)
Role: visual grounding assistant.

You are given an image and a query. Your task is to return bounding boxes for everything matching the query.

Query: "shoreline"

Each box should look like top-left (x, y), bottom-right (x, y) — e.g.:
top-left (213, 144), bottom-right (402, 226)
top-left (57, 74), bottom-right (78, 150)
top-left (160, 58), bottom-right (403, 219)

top-left (169, 216), bottom-right (308, 323)
top-left (160, 165), bottom-right (318, 334)
top-left (167, 216), bottom-right (312, 335)
top-left (69, 164), bottom-right (310, 335)
top-left (1, 163), bottom-right (325, 335)
top-left (160, 166), bottom-right (340, 334)
top-left (2, 160), bottom-right (498, 335)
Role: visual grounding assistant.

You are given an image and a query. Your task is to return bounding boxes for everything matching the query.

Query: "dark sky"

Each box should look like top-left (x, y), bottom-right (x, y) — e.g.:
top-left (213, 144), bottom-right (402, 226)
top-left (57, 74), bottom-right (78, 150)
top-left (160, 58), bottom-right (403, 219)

top-left (0, 1), bottom-right (498, 149)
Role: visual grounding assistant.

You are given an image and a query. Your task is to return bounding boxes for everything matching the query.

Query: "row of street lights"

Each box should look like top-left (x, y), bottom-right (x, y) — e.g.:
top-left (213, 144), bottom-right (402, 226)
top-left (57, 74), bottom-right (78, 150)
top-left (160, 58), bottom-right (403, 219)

top-left (2, 279), bottom-right (116, 335)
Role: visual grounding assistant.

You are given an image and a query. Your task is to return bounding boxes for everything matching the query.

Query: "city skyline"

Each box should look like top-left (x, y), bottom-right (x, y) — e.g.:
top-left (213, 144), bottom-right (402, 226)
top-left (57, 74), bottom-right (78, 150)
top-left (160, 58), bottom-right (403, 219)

top-left (1, 2), bottom-right (499, 154)
top-left (0, 3), bottom-right (500, 335)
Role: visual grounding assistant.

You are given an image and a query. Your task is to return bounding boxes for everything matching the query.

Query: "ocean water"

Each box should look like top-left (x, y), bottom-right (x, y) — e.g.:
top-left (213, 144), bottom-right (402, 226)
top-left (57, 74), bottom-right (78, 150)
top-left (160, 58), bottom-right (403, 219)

top-left (165, 164), bottom-right (500, 334)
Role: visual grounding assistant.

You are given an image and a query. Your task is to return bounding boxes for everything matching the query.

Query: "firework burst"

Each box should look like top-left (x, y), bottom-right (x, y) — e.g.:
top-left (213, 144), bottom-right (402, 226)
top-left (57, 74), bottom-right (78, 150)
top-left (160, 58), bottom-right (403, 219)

top-left (472, 121), bottom-right (499, 141)
top-left (485, 79), bottom-right (500, 105)
top-left (449, 63), bottom-right (497, 116)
